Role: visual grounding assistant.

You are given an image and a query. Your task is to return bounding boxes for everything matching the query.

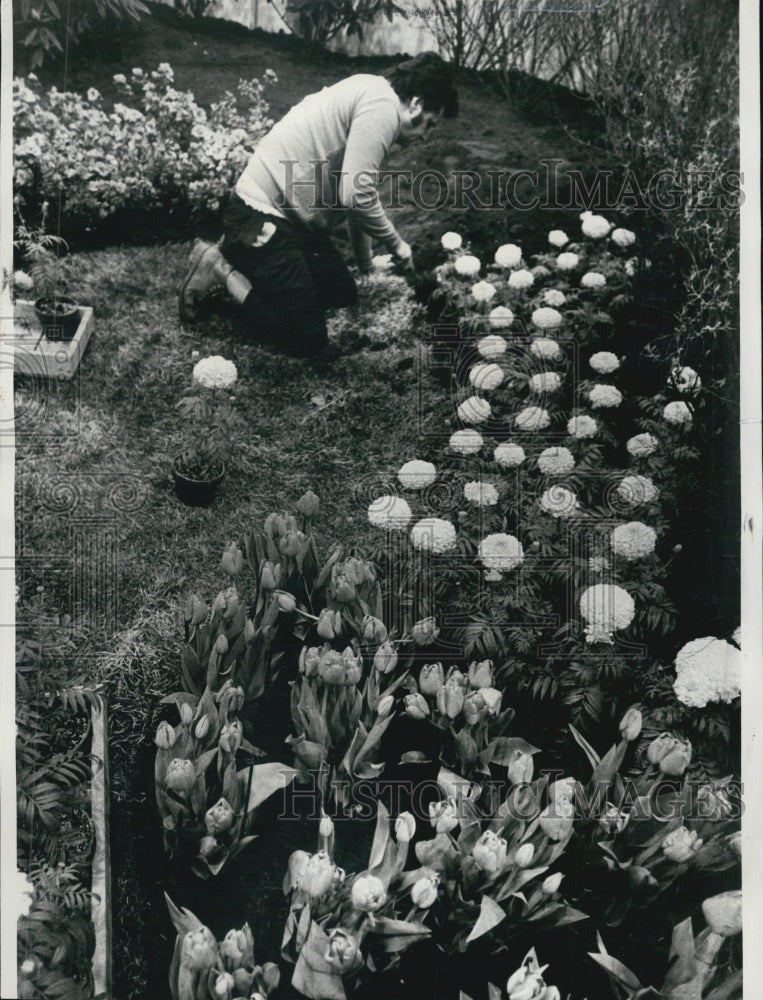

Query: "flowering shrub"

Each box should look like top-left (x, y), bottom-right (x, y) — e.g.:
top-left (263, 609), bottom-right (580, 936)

top-left (176, 354), bottom-right (240, 480)
top-left (13, 64), bottom-right (276, 228)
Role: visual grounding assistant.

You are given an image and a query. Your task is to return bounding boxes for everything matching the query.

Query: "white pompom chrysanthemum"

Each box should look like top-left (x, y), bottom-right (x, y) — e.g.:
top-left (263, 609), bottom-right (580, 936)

top-left (478, 334), bottom-right (508, 358)
top-left (398, 460), bottom-right (437, 489)
top-left (494, 442), bottom-right (526, 467)
top-left (539, 486), bottom-right (579, 518)
top-left (464, 481), bottom-right (499, 507)
top-left (556, 252), bottom-right (579, 271)
top-left (368, 495), bottom-right (412, 530)
top-left (580, 584), bottom-right (635, 643)
top-left (581, 214), bottom-right (612, 239)
top-left (494, 243), bottom-right (523, 268)
top-left (581, 271), bottom-right (607, 289)
top-left (528, 371), bottom-right (562, 394)
top-left (450, 429), bottom-right (483, 455)
top-left (455, 255), bottom-right (481, 278)
top-left (441, 232), bottom-right (463, 251)
top-left (508, 268), bottom-right (535, 290)
top-left (611, 228), bottom-right (636, 248)
top-left (626, 433), bottom-right (658, 458)
top-left (469, 363), bottom-right (504, 391)
top-left (663, 401), bottom-right (693, 426)
top-left (410, 517), bottom-right (457, 553)
top-left (472, 280), bottom-right (497, 303)
top-left (567, 415), bottom-right (598, 439)
top-left (548, 230), bottom-right (569, 248)
top-left (588, 384), bottom-right (623, 409)
top-left (543, 289), bottom-right (566, 307)
top-left (589, 351), bottom-right (620, 374)
top-left (488, 306), bottom-right (513, 329)
top-left (515, 406), bottom-right (551, 431)
top-left (458, 396), bottom-right (491, 424)
top-left (611, 521), bottom-right (657, 560)
top-left (617, 474), bottom-right (660, 504)
top-left (537, 446), bottom-right (575, 475)
top-left (531, 306), bottom-right (563, 330)
top-left (673, 637), bottom-right (741, 708)
top-left (478, 533), bottom-right (524, 571)
top-left (670, 366), bottom-right (702, 394)
top-left (193, 356), bottom-right (238, 390)
top-left (530, 338), bottom-right (561, 361)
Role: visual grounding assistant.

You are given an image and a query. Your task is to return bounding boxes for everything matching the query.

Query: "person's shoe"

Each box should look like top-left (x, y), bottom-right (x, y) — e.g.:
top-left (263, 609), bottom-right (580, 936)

top-left (179, 240), bottom-right (225, 322)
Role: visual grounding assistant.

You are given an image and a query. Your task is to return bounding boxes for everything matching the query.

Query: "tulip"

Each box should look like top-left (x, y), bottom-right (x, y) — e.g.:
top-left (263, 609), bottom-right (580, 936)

top-left (419, 662), bottom-right (445, 696)
top-left (598, 804), bottom-right (629, 836)
top-left (244, 617), bottom-right (256, 644)
top-left (260, 562), bottom-right (278, 591)
top-left (506, 783), bottom-right (539, 820)
top-left (539, 798), bottom-right (574, 842)
top-left (351, 874), bottom-right (387, 912)
top-left (342, 647), bottom-right (363, 686)
top-left (214, 972), bottom-right (235, 999)
top-left (317, 608), bottom-right (337, 640)
top-left (286, 850), bottom-right (311, 892)
top-left (467, 659), bottom-right (494, 688)
top-left (662, 825), bottom-right (702, 863)
top-left (318, 649), bottom-right (346, 685)
top-left (619, 705), bottom-right (642, 742)
top-left (462, 690), bottom-right (487, 726)
top-left (507, 965), bottom-right (546, 1000)
top-left (429, 798), bottom-right (459, 833)
top-left (296, 489), bottom-right (320, 518)
top-left (299, 851), bottom-right (342, 902)
top-left (628, 865), bottom-right (658, 889)
top-left (696, 784), bottom-right (734, 820)
top-left (180, 702), bottom-right (194, 727)
top-left (184, 594), bottom-right (208, 626)
top-left (318, 814), bottom-right (335, 842)
top-left (702, 890), bottom-right (742, 936)
top-left (263, 513), bottom-right (282, 538)
top-left (214, 634), bottom-right (229, 656)
top-left (514, 842), bottom-right (535, 868)
top-left (361, 615), bottom-right (388, 644)
top-left (212, 591), bottom-right (228, 616)
top-left (221, 543), bottom-right (244, 577)
top-left (405, 693), bottom-right (430, 719)
top-left (480, 687), bottom-right (503, 715)
top-left (437, 676), bottom-right (466, 719)
top-left (166, 758), bottom-right (196, 794)
top-left (220, 926), bottom-right (254, 968)
top-left (219, 720), bottom-right (243, 755)
top-left (281, 529), bottom-right (306, 558)
top-left (325, 928), bottom-right (361, 972)
top-left (180, 926), bottom-right (217, 971)
top-left (276, 591), bottom-right (297, 613)
top-left (332, 576), bottom-right (356, 603)
top-left (374, 641), bottom-right (398, 675)
top-left (541, 871), bottom-right (564, 895)
top-left (155, 721), bottom-right (176, 750)
top-left (411, 617), bottom-right (440, 646)
top-left (548, 777), bottom-right (577, 802)
top-left (472, 830), bottom-right (508, 874)
top-left (395, 812), bottom-right (416, 843)
top-left (205, 797), bottom-right (235, 835)
top-left (377, 694), bottom-right (395, 717)
top-left (299, 646), bottom-right (321, 677)
top-left (344, 557), bottom-right (374, 586)
top-left (199, 835), bottom-right (218, 858)
top-left (647, 733), bottom-right (692, 776)
top-left (507, 750), bottom-right (534, 785)
top-left (411, 871), bottom-right (440, 908)
top-left (647, 732), bottom-right (679, 765)
top-left (194, 715), bottom-right (210, 740)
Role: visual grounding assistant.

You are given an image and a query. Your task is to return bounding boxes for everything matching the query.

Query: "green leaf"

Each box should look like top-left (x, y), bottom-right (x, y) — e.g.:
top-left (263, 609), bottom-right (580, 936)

top-left (238, 762), bottom-right (298, 813)
top-left (588, 952), bottom-right (644, 991)
top-left (465, 895), bottom-right (506, 944)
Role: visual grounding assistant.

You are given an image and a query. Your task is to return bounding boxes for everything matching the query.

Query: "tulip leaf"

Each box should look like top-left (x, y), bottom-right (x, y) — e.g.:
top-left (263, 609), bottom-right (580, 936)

top-left (194, 749), bottom-right (217, 777)
top-left (371, 917), bottom-right (431, 952)
top-left (437, 766), bottom-right (478, 803)
top-left (588, 952), bottom-right (644, 991)
top-left (568, 723), bottom-right (602, 769)
top-left (369, 800), bottom-right (391, 870)
top-left (180, 647), bottom-right (202, 696)
top-left (164, 893), bottom-right (205, 937)
top-left (490, 737), bottom-right (541, 767)
top-left (292, 922), bottom-right (346, 1000)
top-left (662, 917), bottom-right (697, 990)
top-left (239, 762), bottom-right (298, 814)
top-left (465, 895), bottom-right (506, 943)
top-left (487, 985), bottom-right (502, 1000)
top-left (588, 739), bottom-right (627, 791)
top-left (161, 691), bottom-right (200, 710)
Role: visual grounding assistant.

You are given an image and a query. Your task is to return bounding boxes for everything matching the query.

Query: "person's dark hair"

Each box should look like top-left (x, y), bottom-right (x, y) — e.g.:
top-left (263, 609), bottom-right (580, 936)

top-left (384, 52), bottom-right (458, 118)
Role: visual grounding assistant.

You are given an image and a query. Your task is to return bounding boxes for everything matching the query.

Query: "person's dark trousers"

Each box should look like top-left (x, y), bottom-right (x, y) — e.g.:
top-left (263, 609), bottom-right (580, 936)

top-left (221, 193), bottom-right (358, 357)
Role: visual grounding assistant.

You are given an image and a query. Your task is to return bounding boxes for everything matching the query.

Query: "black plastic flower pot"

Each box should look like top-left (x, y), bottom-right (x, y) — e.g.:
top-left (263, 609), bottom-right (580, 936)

top-left (172, 459), bottom-right (225, 507)
top-left (34, 295), bottom-right (81, 341)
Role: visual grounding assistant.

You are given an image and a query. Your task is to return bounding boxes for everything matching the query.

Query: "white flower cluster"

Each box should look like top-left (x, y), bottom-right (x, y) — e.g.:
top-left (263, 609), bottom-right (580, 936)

top-left (464, 481), bottom-right (499, 506)
top-left (589, 351), bottom-right (620, 374)
top-left (449, 429), bottom-right (483, 454)
top-left (581, 213), bottom-right (612, 239)
top-left (472, 280), bottom-right (497, 303)
top-left (670, 365), bottom-right (702, 394)
top-left (539, 486), bottom-right (579, 518)
top-left (494, 243), bottom-right (523, 268)
top-left (542, 289), bottom-right (566, 307)
top-left (478, 532), bottom-right (524, 571)
top-left (528, 372), bottom-right (562, 394)
top-left (581, 271), bottom-right (607, 289)
top-left (538, 446), bottom-right (575, 475)
top-left (410, 517), bottom-right (457, 553)
top-left (673, 637), bottom-right (742, 708)
top-left (617, 474), bottom-right (660, 504)
top-left (469, 363), bottom-right (504, 391)
top-left (588, 384), bottom-right (623, 409)
top-left (626, 433), bottom-right (659, 458)
top-left (556, 252), bottom-right (579, 271)
top-left (508, 269), bottom-right (535, 290)
top-left (458, 396), bottom-right (491, 424)
top-left (488, 306), bottom-right (513, 329)
top-left (454, 254), bottom-right (481, 277)
top-left (441, 231), bottom-right (462, 251)
top-left (368, 495), bottom-right (412, 530)
top-left (664, 400), bottom-right (693, 426)
top-left (494, 442), bottom-right (526, 467)
top-left (531, 306), bottom-right (563, 330)
top-left (478, 334), bottom-right (508, 357)
top-left (611, 227), bottom-right (636, 248)
top-left (580, 584), bottom-right (635, 644)
top-left (515, 406), bottom-right (551, 431)
top-left (193, 355), bottom-right (238, 390)
top-left (611, 521), bottom-right (657, 560)
top-left (567, 415), bottom-right (598, 439)
top-left (397, 460), bottom-right (437, 489)
top-left (530, 338), bottom-right (561, 361)
top-left (548, 230), bottom-right (568, 247)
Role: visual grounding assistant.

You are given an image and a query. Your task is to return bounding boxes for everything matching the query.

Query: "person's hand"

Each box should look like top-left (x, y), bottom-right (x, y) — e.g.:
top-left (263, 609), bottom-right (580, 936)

top-left (393, 240), bottom-right (415, 275)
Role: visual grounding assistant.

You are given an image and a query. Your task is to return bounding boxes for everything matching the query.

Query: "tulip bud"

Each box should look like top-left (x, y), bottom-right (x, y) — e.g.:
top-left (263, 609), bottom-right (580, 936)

top-left (211, 591), bottom-right (227, 616)
top-left (702, 890), bottom-right (742, 936)
top-left (373, 641), bottom-right (398, 675)
top-left (480, 687), bottom-right (503, 716)
top-left (219, 719), bottom-right (243, 755)
top-left (319, 813), bottom-right (334, 841)
top-left (539, 798), bottom-right (574, 842)
top-left (205, 797), bottom-right (235, 835)
top-left (429, 798), bottom-right (459, 834)
top-left (619, 705), bottom-right (642, 742)
top-left (462, 690), bottom-right (487, 726)
top-left (541, 872), bottom-right (564, 895)
top-left (280, 529), bottom-right (305, 558)
top-left (411, 870), bottom-right (440, 908)
top-left (260, 561), bottom-right (277, 591)
top-left (325, 928), bottom-right (361, 972)
top-left (222, 591), bottom-right (240, 620)
top-left (180, 702), bottom-right (194, 726)
top-left (296, 489), bottom-right (320, 518)
top-left (659, 737), bottom-right (692, 776)
top-left (166, 757), bottom-right (196, 794)
top-left (549, 777), bottom-right (577, 803)
top-left (316, 608), bottom-right (337, 640)
top-left (598, 804), bottom-right (630, 836)
top-left (332, 576), bottom-right (356, 602)
top-left (180, 926), bottom-right (218, 972)
top-left (299, 645), bottom-right (321, 677)
top-left (155, 720), bottom-right (176, 750)
top-left (377, 694), bottom-right (395, 717)
top-left (351, 874), bottom-right (387, 912)
top-left (419, 662), bottom-right (445, 696)
top-left (244, 617), bottom-right (256, 644)
top-left (199, 835), bottom-right (218, 858)
top-left (276, 591), bottom-right (297, 613)
top-left (404, 693), bottom-right (430, 719)
top-left (437, 676), bottom-right (466, 719)
top-left (467, 659), bottom-right (494, 689)
top-left (184, 594), bottom-right (208, 626)
top-left (341, 646), bottom-right (362, 686)
top-left (361, 615), bottom-right (388, 644)
top-left (627, 865), bottom-right (658, 889)
top-left (214, 634), bottom-right (229, 656)
top-left (514, 842), bottom-right (535, 868)
top-left (298, 850), bottom-right (342, 902)
top-left (285, 850), bottom-right (311, 891)
top-left (194, 715), bottom-right (210, 740)
top-left (213, 972), bottom-right (235, 999)
top-left (507, 750), bottom-right (534, 785)
top-left (661, 825), bottom-right (702, 863)
top-left (220, 542), bottom-right (244, 577)
top-left (395, 812), bottom-right (416, 843)
top-left (411, 617), bottom-right (440, 646)
top-left (472, 830), bottom-right (508, 873)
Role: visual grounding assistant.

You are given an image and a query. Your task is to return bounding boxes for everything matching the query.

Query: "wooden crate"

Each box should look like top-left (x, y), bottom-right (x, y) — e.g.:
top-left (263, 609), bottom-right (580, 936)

top-left (13, 299), bottom-right (94, 380)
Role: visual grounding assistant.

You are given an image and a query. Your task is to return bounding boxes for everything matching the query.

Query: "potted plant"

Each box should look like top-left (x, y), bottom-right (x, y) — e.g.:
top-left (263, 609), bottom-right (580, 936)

top-left (173, 353), bottom-right (239, 506)
top-left (14, 206), bottom-right (80, 342)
